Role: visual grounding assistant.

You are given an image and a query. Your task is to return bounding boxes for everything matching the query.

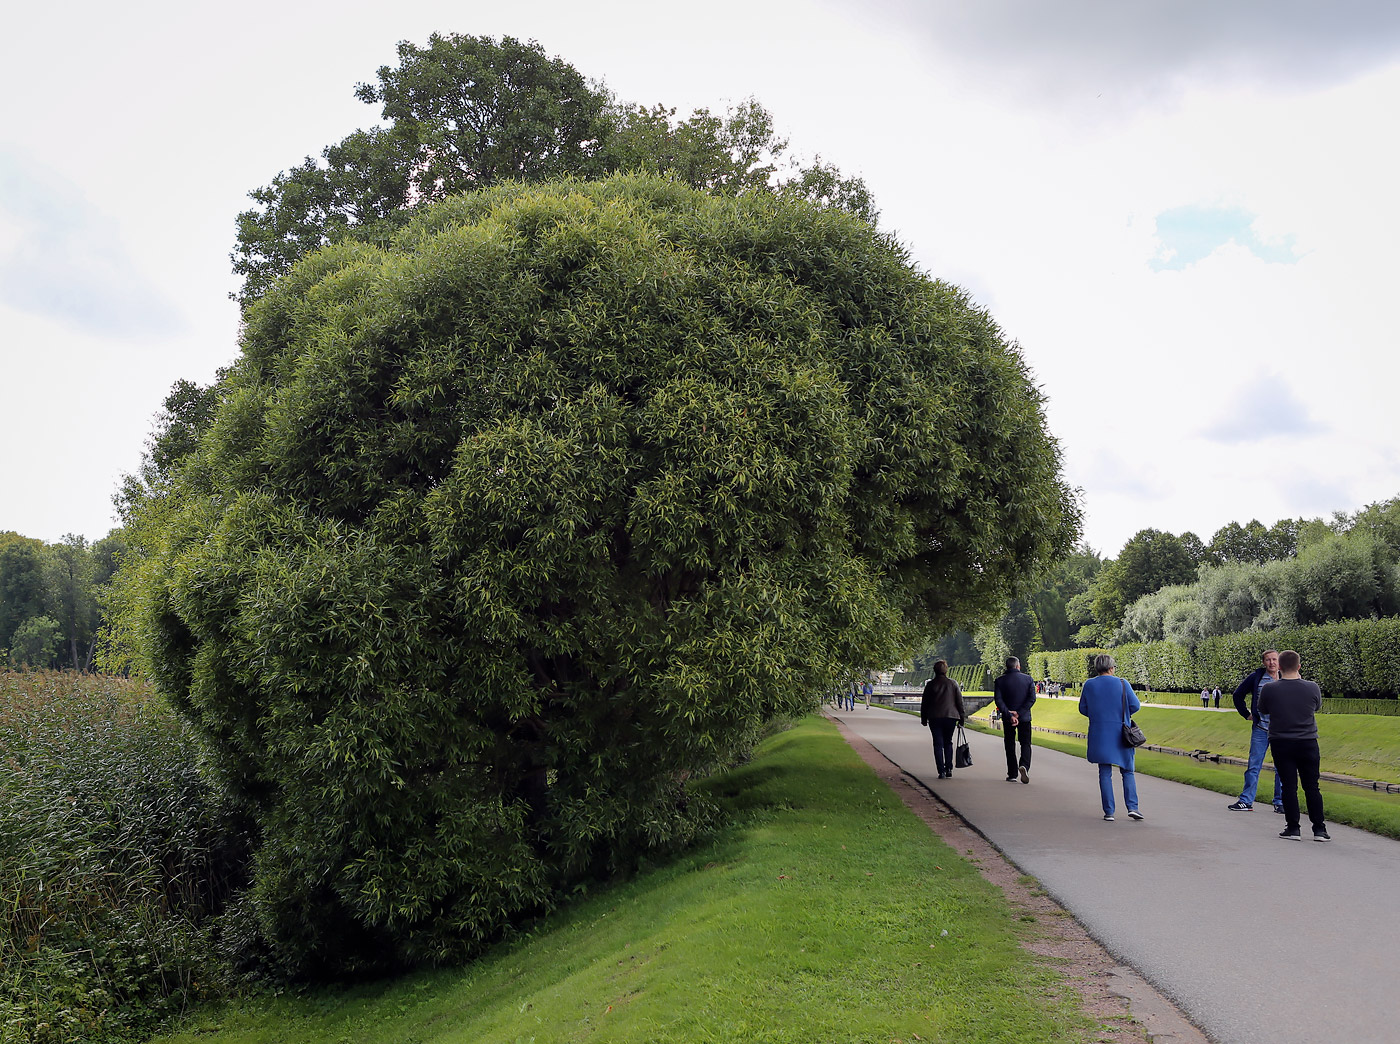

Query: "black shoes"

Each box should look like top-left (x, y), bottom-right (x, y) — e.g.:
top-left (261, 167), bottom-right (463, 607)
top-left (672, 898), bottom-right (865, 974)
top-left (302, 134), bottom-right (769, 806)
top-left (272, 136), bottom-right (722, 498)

top-left (1018, 765), bottom-right (1030, 784)
top-left (1314, 829), bottom-right (1332, 842)
top-left (1279, 826), bottom-right (1302, 840)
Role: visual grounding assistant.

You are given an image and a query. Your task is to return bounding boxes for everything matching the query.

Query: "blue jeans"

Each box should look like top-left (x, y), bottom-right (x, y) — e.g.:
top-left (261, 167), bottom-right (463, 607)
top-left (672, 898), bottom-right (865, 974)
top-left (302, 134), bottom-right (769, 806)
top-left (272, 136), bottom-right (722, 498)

top-left (1099, 763), bottom-right (1138, 816)
top-left (1240, 721), bottom-right (1283, 806)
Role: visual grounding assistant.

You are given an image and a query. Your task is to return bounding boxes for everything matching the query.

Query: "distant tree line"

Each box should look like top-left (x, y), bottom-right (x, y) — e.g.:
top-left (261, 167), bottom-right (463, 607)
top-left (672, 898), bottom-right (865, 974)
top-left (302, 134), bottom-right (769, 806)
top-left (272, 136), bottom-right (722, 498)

top-left (0, 530), bottom-right (125, 670)
top-left (923, 497), bottom-right (1400, 679)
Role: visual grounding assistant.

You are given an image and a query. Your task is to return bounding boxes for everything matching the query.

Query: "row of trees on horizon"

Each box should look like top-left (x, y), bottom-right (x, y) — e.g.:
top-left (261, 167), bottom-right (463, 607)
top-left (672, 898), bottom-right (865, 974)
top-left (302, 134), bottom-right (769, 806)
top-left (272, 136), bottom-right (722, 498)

top-left (927, 498), bottom-right (1400, 679)
top-left (10, 500), bottom-right (1397, 677)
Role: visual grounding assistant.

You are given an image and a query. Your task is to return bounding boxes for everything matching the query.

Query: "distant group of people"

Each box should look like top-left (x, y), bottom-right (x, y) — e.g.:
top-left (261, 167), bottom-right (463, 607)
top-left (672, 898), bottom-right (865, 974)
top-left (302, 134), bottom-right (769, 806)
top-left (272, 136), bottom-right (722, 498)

top-left (914, 649), bottom-right (1331, 840)
top-left (834, 677), bottom-right (874, 711)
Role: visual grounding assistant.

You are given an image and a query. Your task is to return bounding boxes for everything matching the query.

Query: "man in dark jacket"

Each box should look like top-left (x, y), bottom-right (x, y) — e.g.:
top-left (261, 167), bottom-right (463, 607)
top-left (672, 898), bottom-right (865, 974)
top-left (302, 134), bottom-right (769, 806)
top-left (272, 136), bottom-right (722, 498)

top-left (1259, 650), bottom-right (1329, 841)
top-left (993, 656), bottom-right (1037, 783)
top-left (1227, 649), bottom-right (1283, 813)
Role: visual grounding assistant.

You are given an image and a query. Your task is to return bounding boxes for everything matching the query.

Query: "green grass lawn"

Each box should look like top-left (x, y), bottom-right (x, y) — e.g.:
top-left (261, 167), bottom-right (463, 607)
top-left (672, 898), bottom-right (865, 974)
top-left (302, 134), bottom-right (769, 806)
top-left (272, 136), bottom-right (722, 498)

top-left (153, 717), bottom-right (1101, 1044)
top-left (971, 698), bottom-right (1400, 781)
top-left (963, 698), bottom-right (1400, 840)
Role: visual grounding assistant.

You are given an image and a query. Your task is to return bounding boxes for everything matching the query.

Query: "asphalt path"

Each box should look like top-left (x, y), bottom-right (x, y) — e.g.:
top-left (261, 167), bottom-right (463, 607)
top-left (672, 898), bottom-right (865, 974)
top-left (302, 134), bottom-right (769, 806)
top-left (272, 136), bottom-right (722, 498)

top-left (831, 705), bottom-right (1400, 1044)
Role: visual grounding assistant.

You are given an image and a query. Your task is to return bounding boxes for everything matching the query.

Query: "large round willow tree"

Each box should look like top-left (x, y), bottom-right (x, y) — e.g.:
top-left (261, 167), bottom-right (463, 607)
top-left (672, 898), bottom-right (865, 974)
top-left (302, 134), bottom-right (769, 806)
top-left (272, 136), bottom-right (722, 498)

top-left (126, 175), bottom-right (1076, 975)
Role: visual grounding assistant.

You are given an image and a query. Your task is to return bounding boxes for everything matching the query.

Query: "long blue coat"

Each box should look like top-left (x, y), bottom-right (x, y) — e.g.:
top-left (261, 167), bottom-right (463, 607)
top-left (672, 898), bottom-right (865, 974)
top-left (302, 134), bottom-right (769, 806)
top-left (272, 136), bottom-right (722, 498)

top-left (1079, 674), bottom-right (1141, 768)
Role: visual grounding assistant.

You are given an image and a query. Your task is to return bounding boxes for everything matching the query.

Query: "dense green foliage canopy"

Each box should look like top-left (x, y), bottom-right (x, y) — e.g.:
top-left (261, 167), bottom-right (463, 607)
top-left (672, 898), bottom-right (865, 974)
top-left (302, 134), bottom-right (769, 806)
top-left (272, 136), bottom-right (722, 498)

top-left (119, 176), bottom-right (1076, 975)
top-left (232, 33), bottom-right (874, 305)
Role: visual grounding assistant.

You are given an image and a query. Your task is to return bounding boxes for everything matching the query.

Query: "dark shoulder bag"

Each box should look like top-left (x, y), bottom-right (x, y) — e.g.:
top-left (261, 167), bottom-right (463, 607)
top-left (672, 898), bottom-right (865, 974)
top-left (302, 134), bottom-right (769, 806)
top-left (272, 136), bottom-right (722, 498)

top-left (1121, 680), bottom-right (1146, 747)
top-left (955, 723), bottom-right (973, 768)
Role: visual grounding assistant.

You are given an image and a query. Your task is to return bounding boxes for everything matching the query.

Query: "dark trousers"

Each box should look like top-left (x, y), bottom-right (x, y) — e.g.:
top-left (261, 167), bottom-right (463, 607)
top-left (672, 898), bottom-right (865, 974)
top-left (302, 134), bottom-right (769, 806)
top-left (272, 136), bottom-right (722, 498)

top-left (928, 718), bottom-right (957, 775)
top-left (1002, 719), bottom-right (1032, 776)
top-left (1271, 736), bottom-right (1326, 832)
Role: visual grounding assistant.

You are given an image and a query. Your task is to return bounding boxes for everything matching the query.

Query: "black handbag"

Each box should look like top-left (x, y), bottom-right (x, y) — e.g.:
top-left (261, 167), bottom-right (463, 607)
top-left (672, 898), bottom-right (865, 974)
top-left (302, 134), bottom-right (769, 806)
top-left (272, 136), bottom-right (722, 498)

top-left (955, 724), bottom-right (973, 768)
top-left (1121, 680), bottom-right (1146, 747)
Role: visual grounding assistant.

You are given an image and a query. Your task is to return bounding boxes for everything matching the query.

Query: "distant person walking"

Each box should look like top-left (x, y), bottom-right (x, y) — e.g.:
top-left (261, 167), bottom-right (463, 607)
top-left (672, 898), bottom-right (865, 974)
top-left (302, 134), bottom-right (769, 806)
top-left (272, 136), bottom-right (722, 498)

top-left (1201, 687), bottom-right (1211, 708)
top-left (861, 678), bottom-right (873, 708)
top-left (1078, 653), bottom-right (1143, 821)
top-left (1212, 686), bottom-right (1222, 708)
top-left (1228, 650), bottom-right (1284, 813)
top-left (1259, 650), bottom-right (1330, 841)
top-left (993, 656), bottom-right (1037, 783)
top-left (920, 660), bottom-right (968, 779)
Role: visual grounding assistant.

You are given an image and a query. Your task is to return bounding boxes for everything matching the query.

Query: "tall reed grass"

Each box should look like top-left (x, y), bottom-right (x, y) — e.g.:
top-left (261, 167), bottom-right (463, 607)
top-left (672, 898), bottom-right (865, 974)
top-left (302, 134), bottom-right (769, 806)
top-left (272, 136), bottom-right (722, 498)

top-left (1, 671), bottom-right (249, 1043)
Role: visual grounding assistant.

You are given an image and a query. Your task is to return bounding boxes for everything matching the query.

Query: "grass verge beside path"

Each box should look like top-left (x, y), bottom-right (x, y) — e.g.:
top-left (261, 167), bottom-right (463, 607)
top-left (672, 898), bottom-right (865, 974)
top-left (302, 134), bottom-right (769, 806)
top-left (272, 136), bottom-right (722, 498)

top-left (958, 701), bottom-right (1400, 841)
top-left (155, 717), bottom-right (1101, 1044)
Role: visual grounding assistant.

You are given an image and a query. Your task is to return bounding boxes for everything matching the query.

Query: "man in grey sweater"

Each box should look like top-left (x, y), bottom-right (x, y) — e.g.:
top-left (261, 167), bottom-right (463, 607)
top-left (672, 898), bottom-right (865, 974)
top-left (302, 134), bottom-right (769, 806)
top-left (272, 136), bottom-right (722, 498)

top-left (1258, 650), bottom-right (1330, 842)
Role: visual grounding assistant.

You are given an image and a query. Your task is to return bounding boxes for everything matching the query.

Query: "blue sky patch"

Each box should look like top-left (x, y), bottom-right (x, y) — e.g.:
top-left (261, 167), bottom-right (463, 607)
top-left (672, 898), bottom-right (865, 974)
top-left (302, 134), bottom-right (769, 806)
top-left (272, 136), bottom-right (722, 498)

top-left (1150, 205), bottom-right (1298, 271)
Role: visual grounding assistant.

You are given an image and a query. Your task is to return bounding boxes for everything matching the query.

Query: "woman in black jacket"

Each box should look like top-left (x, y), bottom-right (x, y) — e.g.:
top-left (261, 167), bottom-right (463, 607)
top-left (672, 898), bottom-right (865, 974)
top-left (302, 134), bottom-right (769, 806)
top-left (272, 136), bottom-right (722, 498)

top-left (921, 660), bottom-right (968, 779)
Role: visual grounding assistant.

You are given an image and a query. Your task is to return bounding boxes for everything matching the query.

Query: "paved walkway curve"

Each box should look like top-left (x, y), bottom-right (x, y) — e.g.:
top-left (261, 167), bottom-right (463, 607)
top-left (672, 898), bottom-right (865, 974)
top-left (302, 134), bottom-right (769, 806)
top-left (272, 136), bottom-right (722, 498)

top-left (831, 705), bottom-right (1400, 1044)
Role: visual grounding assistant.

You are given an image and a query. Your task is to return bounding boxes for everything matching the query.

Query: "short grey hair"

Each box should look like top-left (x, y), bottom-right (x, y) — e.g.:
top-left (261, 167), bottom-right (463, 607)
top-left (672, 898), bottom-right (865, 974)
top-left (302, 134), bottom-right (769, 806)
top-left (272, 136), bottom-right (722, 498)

top-left (1092, 653), bottom-right (1116, 675)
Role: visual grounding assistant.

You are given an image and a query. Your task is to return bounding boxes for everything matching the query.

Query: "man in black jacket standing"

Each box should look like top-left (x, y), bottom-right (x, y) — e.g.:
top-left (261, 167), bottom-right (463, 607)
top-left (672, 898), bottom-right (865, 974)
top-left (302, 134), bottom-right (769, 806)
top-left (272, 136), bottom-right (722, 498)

top-left (1259, 650), bottom-right (1329, 841)
top-left (994, 656), bottom-right (1037, 783)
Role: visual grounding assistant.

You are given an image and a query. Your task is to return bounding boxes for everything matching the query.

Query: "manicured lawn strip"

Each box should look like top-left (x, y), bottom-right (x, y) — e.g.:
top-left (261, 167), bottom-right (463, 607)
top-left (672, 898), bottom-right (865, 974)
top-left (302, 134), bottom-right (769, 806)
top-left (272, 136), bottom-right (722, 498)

top-left (956, 708), bottom-right (1400, 841)
top-left (154, 717), bottom-right (1096, 1044)
top-left (969, 698), bottom-right (1400, 784)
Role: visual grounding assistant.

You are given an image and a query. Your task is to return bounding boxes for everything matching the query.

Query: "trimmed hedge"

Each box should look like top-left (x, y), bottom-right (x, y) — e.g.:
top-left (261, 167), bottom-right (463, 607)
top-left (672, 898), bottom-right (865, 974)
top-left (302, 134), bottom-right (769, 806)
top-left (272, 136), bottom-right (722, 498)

top-left (1025, 648), bottom-right (1107, 687)
top-left (1028, 616), bottom-right (1400, 700)
top-left (949, 664), bottom-right (991, 692)
top-left (888, 664), bottom-right (988, 691)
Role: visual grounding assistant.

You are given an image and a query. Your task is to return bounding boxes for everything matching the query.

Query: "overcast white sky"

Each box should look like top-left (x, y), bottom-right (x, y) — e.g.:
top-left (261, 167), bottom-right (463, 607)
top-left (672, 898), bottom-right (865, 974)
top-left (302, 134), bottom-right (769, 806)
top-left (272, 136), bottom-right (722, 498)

top-left (3, 0), bottom-right (1397, 556)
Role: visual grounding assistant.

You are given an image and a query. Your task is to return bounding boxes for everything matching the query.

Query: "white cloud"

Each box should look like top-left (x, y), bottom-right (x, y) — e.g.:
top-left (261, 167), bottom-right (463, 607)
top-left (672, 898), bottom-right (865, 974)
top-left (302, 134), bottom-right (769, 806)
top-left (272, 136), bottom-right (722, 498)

top-left (1201, 378), bottom-right (1326, 443)
top-left (0, 150), bottom-right (185, 338)
top-left (840, 0), bottom-right (1400, 105)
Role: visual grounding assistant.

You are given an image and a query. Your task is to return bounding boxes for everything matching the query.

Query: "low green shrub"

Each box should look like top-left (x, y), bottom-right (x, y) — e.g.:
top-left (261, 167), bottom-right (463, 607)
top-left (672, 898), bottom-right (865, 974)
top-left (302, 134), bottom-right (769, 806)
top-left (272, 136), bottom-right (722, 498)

top-left (1, 671), bottom-right (250, 1043)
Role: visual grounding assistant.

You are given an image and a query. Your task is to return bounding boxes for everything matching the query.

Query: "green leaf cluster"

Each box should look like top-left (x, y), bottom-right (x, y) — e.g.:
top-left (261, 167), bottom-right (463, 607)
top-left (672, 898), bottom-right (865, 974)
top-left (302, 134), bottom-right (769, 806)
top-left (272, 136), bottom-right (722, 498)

top-left (118, 175), bottom-right (1076, 976)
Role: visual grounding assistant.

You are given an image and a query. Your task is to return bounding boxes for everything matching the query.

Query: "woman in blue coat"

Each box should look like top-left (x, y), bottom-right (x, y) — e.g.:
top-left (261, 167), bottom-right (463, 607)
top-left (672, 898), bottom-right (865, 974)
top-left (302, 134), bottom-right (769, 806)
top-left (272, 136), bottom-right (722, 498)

top-left (1078, 654), bottom-right (1142, 821)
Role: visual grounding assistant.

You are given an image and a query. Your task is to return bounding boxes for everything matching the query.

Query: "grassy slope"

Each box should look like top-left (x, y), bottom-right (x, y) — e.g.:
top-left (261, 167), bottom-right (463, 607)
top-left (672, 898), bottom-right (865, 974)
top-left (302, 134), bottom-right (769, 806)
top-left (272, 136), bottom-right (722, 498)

top-left (154, 718), bottom-right (1098, 1044)
top-left (963, 698), bottom-right (1400, 839)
